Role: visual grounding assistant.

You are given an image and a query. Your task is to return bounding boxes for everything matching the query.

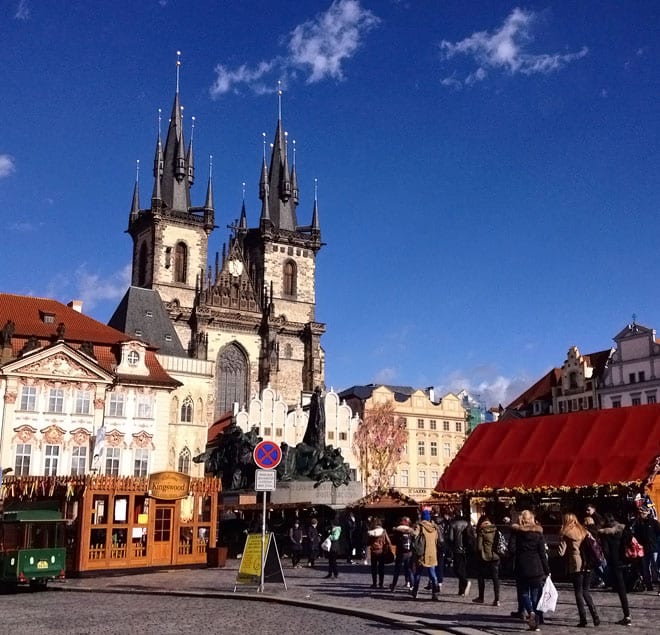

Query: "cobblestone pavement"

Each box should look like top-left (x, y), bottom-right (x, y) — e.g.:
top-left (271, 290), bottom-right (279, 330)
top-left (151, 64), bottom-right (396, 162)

top-left (52, 559), bottom-right (660, 634)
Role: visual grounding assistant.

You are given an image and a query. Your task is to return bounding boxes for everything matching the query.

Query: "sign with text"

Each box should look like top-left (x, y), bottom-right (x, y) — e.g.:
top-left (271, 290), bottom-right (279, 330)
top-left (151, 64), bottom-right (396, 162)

top-left (234, 532), bottom-right (286, 590)
top-left (148, 471), bottom-right (191, 500)
top-left (255, 469), bottom-right (277, 491)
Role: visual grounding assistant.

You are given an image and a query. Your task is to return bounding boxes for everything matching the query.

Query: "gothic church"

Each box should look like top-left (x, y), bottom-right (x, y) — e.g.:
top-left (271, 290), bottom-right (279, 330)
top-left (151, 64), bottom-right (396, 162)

top-left (110, 62), bottom-right (325, 423)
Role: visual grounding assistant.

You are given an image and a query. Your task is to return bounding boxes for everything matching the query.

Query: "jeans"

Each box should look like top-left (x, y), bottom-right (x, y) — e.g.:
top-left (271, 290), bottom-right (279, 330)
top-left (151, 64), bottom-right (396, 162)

top-left (435, 549), bottom-right (445, 583)
top-left (453, 551), bottom-right (468, 594)
top-left (370, 553), bottom-right (386, 586)
top-left (641, 551), bottom-right (658, 588)
top-left (610, 565), bottom-right (631, 618)
top-left (327, 551), bottom-right (338, 577)
top-left (477, 559), bottom-right (500, 601)
top-left (391, 551), bottom-right (413, 588)
top-left (413, 564), bottom-right (438, 589)
top-left (571, 570), bottom-right (599, 624)
top-left (517, 578), bottom-right (545, 624)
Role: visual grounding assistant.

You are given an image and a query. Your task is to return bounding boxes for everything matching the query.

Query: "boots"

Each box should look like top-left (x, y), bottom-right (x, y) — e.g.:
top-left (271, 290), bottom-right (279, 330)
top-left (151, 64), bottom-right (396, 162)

top-left (432, 583), bottom-right (440, 601)
top-left (412, 582), bottom-right (419, 599)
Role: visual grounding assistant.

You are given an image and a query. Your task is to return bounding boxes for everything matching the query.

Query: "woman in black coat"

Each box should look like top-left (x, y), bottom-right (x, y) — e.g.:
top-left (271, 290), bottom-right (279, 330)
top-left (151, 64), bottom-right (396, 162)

top-left (508, 510), bottom-right (550, 632)
top-left (598, 513), bottom-right (631, 626)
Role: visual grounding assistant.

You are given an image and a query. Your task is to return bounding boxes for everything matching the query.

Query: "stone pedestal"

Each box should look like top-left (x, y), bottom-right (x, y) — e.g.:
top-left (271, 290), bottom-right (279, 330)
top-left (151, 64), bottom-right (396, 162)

top-left (269, 480), bottom-right (363, 508)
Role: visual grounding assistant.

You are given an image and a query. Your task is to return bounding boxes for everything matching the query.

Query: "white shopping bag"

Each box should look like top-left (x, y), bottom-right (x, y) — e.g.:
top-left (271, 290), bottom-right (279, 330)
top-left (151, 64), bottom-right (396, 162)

top-left (536, 575), bottom-right (558, 613)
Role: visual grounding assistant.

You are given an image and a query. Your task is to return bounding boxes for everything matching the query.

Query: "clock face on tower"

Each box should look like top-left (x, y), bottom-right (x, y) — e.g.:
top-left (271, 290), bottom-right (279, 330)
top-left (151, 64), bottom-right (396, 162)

top-left (228, 259), bottom-right (243, 277)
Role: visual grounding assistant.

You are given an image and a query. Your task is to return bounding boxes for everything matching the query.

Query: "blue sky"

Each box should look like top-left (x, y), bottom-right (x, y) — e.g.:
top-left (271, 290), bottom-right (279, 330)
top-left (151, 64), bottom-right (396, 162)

top-left (1, 1), bottom-right (659, 407)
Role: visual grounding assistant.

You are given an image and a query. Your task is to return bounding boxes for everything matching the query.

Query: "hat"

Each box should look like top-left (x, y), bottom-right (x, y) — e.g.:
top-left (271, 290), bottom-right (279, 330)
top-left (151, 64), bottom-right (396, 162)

top-left (422, 509), bottom-right (431, 521)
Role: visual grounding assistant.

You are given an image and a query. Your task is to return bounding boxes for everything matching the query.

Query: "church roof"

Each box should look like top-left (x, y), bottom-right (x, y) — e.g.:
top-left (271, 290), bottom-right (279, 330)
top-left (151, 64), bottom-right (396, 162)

top-left (339, 384), bottom-right (417, 402)
top-left (108, 286), bottom-right (186, 356)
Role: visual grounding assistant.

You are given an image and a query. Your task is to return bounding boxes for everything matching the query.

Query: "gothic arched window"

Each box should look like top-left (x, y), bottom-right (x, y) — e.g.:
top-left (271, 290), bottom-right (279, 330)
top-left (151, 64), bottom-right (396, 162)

top-left (178, 447), bottom-right (191, 474)
top-left (215, 343), bottom-right (248, 418)
top-left (180, 396), bottom-right (193, 423)
top-left (283, 260), bottom-right (296, 296)
top-left (138, 242), bottom-right (148, 286)
top-left (174, 241), bottom-right (188, 284)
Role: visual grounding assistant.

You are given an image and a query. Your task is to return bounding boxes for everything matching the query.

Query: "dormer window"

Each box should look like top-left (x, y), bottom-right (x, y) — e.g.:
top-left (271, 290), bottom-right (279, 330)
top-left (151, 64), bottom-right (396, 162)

top-left (40, 311), bottom-right (56, 324)
top-left (127, 351), bottom-right (139, 367)
top-left (135, 329), bottom-right (143, 337)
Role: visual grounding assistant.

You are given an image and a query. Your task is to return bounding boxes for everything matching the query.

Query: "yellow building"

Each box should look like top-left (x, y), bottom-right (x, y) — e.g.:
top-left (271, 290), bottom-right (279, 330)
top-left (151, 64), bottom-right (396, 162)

top-left (339, 385), bottom-right (467, 499)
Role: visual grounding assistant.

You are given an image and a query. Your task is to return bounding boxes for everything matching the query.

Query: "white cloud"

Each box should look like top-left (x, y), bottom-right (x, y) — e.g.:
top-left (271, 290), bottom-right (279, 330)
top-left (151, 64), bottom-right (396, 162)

top-left (288, 0), bottom-right (380, 83)
top-left (436, 365), bottom-right (532, 408)
top-left (440, 8), bottom-right (588, 87)
top-left (209, 0), bottom-right (379, 98)
top-left (374, 367), bottom-right (398, 384)
top-left (10, 221), bottom-right (41, 232)
top-left (14, 0), bottom-right (30, 20)
top-left (47, 263), bottom-right (131, 312)
top-left (0, 154), bottom-right (16, 178)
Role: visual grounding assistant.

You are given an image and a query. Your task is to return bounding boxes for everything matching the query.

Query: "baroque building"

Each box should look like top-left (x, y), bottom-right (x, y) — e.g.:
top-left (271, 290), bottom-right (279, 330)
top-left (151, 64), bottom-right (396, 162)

top-left (0, 294), bottom-right (180, 477)
top-left (339, 385), bottom-right (467, 499)
top-left (110, 60), bottom-right (326, 444)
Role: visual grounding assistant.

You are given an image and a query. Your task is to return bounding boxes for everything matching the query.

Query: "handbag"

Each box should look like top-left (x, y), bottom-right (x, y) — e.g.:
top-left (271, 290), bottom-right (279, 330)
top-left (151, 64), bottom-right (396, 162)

top-left (624, 536), bottom-right (644, 559)
top-left (321, 536), bottom-right (332, 552)
top-left (536, 575), bottom-right (558, 613)
top-left (494, 529), bottom-right (508, 557)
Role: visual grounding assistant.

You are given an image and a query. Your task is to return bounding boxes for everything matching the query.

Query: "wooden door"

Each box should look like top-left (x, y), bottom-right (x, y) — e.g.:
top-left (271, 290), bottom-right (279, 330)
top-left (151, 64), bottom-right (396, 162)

top-left (152, 504), bottom-right (175, 565)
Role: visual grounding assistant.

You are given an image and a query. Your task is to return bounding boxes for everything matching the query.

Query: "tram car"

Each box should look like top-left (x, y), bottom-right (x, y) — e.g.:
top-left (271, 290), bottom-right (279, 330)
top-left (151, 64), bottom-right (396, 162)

top-left (0, 509), bottom-right (67, 591)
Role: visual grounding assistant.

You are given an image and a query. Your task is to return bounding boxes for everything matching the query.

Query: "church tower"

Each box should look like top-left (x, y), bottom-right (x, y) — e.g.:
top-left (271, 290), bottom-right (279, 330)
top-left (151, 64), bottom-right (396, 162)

top-left (127, 52), bottom-right (215, 316)
top-left (123, 60), bottom-right (325, 418)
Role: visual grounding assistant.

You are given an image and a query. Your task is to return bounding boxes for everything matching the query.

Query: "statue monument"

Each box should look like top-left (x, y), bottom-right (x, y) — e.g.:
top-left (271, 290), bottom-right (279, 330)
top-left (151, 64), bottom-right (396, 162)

top-left (194, 386), bottom-right (351, 490)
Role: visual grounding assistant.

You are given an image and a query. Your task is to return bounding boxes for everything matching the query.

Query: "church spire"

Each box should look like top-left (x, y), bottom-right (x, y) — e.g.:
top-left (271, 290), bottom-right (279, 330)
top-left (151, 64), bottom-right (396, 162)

top-left (291, 139), bottom-right (299, 206)
top-left (187, 116), bottom-right (195, 186)
top-left (204, 155), bottom-right (214, 210)
top-left (311, 178), bottom-right (320, 234)
top-left (130, 160), bottom-right (140, 222)
top-left (152, 109), bottom-right (163, 206)
top-left (239, 182), bottom-right (248, 233)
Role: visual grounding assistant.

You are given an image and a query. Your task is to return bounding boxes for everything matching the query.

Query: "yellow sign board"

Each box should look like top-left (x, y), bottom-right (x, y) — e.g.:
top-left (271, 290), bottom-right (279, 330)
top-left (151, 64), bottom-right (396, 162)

top-left (235, 532), bottom-right (286, 589)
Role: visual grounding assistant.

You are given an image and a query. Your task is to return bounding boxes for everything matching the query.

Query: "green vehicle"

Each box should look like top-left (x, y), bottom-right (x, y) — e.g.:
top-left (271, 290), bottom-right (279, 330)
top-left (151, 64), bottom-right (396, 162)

top-left (0, 509), bottom-right (67, 592)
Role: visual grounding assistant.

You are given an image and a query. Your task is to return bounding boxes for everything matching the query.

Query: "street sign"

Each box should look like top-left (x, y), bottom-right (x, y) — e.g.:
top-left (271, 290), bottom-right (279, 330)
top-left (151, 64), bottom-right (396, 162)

top-left (255, 469), bottom-right (277, 491)
top-left (253, 440), bottom-right (282, 469)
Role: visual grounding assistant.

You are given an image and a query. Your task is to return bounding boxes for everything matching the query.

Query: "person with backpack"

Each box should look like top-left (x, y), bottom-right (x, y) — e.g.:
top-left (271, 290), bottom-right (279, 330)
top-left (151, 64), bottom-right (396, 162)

top-left (559, 513), bottom-right (601, 628)
top-left (631, 506), bottom-right (660, 591)
top-left (598, 512), bottom-right (632, 626)
top-left (366, 517), bottom-right (391, 589)
top-left (411, 509), bottom-right (441, 600)
top-left (449, 510), bottom-right (473, 596)
top-left (389, 516), bottom-right (415, 591)
top-left (473, 514), bottom-right (501, 606)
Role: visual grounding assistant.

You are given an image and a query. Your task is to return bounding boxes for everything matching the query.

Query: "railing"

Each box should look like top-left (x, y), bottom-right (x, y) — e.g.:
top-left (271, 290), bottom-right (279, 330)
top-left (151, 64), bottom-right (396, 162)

top-left (88, 544), bottom-right (106, 560)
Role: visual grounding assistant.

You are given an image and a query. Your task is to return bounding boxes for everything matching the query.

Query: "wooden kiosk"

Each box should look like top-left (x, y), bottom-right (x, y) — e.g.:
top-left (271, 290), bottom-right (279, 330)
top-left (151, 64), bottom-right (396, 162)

top-left (1, 472), bottom-right (222, 575)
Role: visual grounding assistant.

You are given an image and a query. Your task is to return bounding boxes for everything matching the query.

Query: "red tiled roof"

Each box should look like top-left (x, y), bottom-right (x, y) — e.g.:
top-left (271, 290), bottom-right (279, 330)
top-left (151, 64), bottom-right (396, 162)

top-left (435, 404), bottom-right (660, 494)
top-left (504, 368), bottom-right (561, 411)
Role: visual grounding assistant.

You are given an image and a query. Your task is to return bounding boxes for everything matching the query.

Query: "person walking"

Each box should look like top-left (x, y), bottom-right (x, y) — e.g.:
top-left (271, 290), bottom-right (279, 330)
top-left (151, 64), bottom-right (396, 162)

top-left (509, 510), bottom-right (550, 632)
top-left (598, 512), bottom-right (632, 626)
top-left (559, 513), bottom-right (600, 628)
top-left (389, 516), bottom-right (415, 591)
top-left (306, 518), bottom-right (321, 568)
top-left (288, 520), bottom-right (304, 568)
top-left (473, 514), bottom-right (501, 606)
top-left (323, 518), bottom-right (342, 579)
top-left (411, 510), bottom-right (441, 601)
top-left (632, 506), bottom-right (660, 591)
top-left (448, 510), bottom-right (473, 596)
top-left (366, 517), bottom-right (391, 589)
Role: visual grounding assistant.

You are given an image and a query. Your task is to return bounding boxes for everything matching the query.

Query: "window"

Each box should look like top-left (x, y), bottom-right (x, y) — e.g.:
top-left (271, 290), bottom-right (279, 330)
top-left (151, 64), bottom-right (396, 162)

top-left (178, 448), bottom-right (191, 474)
top-left (127, 351), bottom-right (139, 366)
top-left (632, 396), bottom-right (641, 406)
top-left (180, 397), bottom-right (193, 423)
top-left (44, 445), bottom-right (60, 476)
top-left (138, 242), bottom-right (148, 286)
top-left (283, 260), bottom-right (296, 296)
top-left (71, 446), bottom-right (87, 476)
top-left (136, 395), bottom-right (153, 419)
top-left (48, 388), bottom-right (65, 413)
top-left (569, 371), bottom-right (578, 389)
top-left (417, 418), bottom-right (424, 429)
top-left (15, 444), bottom-right (31, 475)
top-left (455, 421), bottom-right (462, 433)
top-left (400, 469), bottom-right (409, 487)
top-left (429, 419), bottom-right (437, 430)
top-left (430, 441), bottom-right (438, 457)
top-left (639, 371), bottom-right (646, 382)
top-left (443, 420), bottom-right (450, 431)
top-left (275, 428), bottom-right (283, 437)
top-left (264, 427), bottom-right (272, 436)
top-left (134, 448), bottom-right (149, 477)
top-left (328, 431), bottom-right (335, 440)
top-left (612, 399), bottom-right (621, 408)
top-left (215, 344), bottom-right (248, 418)
top-left (75, 390), bottom-right (91, 415)
top-left (108, 393), bottom-right (125, 417)
top-left (339, 432), bottom-right (347, 441)
top-left (443, 442), bottom-right (451, 458)
top-left (418, 471), bottom-right (426, 488)
top-left (105, 448), bottom-right (121, 476)
top-left (20, 386), bottom-right (37, 411)
top-left (647, 393), bottom-right (657, 405)
top-left (431, 470), bottom-right (439, 483)
top-left (174, 241), bottom-right (188, 283)
top-left (417, 440), bottom-right (425, 456)
top-left (629, 373), bottom-right (636, 384)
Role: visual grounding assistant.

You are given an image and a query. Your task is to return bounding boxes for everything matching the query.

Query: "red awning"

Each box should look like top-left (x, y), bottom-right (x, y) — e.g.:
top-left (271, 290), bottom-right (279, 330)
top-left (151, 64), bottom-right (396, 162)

top-left (436, 404), bottom-right (660, 493)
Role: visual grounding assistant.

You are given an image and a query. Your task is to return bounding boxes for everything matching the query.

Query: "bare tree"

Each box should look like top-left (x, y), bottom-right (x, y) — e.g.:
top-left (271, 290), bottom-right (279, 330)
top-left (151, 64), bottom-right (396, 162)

top-left (353, 401), bottom-right (407, 494)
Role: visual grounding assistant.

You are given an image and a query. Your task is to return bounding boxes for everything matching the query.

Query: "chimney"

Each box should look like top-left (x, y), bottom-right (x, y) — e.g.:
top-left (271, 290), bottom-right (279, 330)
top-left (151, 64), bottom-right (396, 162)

top-left (427, 386), bottom-right (435, 403)
top-left (68, 300), bottom-right (83, 313)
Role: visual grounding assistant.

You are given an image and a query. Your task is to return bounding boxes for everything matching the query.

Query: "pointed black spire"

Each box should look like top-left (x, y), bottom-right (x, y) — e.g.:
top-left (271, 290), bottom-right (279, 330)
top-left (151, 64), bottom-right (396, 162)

top-left (204, 155), bottom-right (214, 210)
top-left (187, 116), bottom-right (195, 186)
top-left (311, 178), bottom-right (320, 234)
top-left (130, 160), bottom-right (140, 221)
top-left (291, 139), bottom-right (299, 206)
top-left (152, 109), bottom-right (163, 206)
top-left (239, 183), bottom-right (248, 233)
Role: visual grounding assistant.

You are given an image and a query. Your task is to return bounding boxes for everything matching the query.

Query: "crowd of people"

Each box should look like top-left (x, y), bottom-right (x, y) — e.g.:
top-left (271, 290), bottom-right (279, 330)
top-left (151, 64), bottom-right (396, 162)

top-left (280, 498), bottom-right (660, 631)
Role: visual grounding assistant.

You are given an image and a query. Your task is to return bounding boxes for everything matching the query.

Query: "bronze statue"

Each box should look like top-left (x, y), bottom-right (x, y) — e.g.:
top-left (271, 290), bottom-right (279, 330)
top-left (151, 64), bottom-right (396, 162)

top-left (302, 385), bottom-right (326, 451)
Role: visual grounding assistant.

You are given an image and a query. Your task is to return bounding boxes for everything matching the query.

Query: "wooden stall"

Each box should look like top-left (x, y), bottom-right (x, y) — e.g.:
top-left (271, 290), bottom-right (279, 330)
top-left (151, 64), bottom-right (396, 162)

top-left (0, 472), bottom-right (221, 575)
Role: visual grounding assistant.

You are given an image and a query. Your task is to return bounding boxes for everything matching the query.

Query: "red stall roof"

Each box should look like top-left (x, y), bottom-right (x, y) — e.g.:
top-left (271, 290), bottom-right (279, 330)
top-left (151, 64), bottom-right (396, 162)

top-left (436, 404), bottom-right (660, 494)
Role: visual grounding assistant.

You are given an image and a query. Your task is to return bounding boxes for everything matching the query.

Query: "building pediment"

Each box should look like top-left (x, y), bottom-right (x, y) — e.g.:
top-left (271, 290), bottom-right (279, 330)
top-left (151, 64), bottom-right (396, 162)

top-left (2, 342), bottom-right (113, 383)
top-left (613, 322), bottom-right (655, 342)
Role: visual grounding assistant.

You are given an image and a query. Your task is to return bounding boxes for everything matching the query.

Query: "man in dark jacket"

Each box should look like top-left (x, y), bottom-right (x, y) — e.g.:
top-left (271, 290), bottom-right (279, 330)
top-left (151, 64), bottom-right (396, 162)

top-left (449, 511), bottom-right (474, 596)
top-left (632, 507), bottom-right (660, 591)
